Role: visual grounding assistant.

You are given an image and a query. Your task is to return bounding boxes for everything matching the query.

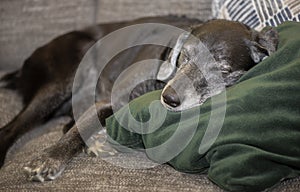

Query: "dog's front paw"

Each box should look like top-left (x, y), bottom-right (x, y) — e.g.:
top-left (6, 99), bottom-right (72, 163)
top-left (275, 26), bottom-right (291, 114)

top-left (24, 155), bottom-right (66, 182)
top-left (86, 129), bottom-right (118, 157)
top-left (87, 140), bottom-right (118, 157)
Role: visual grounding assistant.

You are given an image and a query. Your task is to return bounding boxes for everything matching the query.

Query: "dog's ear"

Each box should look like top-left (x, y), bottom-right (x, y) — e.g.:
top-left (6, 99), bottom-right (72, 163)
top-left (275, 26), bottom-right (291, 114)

top-left (157, 60), bottom-right (176, 81)
top-left (247, 27), bottom-right (279, 63)
top-left (157, 32), bottom-right (190, 81)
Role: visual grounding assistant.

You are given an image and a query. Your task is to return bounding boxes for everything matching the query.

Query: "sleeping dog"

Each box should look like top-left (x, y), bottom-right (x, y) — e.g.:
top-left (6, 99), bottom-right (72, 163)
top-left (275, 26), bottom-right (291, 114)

top-left (0, 16), bottom-right (278, 181)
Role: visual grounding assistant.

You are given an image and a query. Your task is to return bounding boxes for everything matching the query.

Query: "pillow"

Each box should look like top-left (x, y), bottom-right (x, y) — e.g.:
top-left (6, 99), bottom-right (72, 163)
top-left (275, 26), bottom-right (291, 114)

top-left (212, 0), bottom-right (300, 30)
top-left (106, 21), bottom-right (300, 192)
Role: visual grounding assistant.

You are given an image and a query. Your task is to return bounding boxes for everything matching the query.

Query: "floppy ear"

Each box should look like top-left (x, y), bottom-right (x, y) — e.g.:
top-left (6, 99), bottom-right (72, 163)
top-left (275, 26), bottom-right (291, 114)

top-left (156, 32), bottom-right (190, 81)
top-left (247, 27), bottom-right (279, 63)
top-left (156, 59), bottom-right (176, 81)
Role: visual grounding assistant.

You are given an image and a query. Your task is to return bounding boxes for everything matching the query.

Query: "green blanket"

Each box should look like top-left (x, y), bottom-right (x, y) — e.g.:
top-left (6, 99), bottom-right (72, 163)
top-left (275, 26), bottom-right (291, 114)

top-left (106, 22), bottom-right (300, 192)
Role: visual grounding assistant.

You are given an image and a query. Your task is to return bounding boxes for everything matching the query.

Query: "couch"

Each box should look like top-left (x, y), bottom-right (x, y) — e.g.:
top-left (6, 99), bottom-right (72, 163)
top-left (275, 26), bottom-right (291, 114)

top-left (0, 0), bottom-right (299, 191)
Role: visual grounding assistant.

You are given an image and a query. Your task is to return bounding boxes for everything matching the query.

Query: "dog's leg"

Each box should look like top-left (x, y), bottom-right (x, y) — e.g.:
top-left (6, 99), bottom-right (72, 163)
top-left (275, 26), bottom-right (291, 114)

top-left (0, 82), bottom-right (72, 167)
top-left (0, 70), bottom-right (19, 89)
top-left (23, 124), bottom-right (84, 182)
top-left (24, 100), bottom-right (112, 182)
top-left (0, 25), bottom-right (109, 167)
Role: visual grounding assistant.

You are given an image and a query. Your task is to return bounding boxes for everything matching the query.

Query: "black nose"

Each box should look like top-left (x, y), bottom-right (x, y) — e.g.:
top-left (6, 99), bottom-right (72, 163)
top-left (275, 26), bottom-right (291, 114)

top-left (162, 87), bottom-right (181, 108)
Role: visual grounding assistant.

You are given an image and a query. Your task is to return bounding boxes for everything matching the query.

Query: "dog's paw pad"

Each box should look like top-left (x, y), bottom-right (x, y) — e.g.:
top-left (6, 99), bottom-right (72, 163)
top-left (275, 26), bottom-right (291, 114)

top-left (23, 157), bottom-right (65, 182)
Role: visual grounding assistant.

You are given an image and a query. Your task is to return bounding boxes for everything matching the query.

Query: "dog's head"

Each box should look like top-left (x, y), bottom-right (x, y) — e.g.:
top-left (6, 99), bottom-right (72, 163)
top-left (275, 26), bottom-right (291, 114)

top-left (158, 19), bottom-right (278, 111)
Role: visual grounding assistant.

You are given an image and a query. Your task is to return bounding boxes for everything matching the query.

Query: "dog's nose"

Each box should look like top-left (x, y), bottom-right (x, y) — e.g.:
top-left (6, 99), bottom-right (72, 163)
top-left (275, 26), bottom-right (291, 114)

top-left (162, 87), bottom-right (181, 108)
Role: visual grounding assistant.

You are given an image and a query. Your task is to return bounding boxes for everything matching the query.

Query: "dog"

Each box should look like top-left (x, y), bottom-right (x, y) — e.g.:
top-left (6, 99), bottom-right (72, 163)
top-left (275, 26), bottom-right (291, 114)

top-left (0, 16), bottom-right (278, 182)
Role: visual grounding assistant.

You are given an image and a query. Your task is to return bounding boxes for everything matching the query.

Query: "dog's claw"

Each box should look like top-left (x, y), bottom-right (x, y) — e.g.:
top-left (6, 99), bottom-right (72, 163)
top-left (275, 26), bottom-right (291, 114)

top-left (86, 129), bottom-right (118, 157)
top-left (24, 166), bottom-right (46, 182)
top-left (87, 141), bottom-right (118, 157)
top-left (24, 156), bottom-right (66, 182)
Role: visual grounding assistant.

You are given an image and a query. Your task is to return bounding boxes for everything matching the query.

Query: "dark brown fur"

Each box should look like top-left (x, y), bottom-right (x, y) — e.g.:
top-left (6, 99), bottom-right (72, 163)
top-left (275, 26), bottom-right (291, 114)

top-left (0, 16), bottom-right (278, 181)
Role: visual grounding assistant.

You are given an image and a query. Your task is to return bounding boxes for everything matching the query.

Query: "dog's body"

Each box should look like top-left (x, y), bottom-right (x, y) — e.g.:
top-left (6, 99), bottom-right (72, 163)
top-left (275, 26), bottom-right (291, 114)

top-left (0, 16), bottom-right (278, 182)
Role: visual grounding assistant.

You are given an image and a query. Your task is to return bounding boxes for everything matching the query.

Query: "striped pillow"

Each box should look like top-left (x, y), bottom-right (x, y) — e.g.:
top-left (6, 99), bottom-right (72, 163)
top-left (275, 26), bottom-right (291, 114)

top-left (212, 0), bottom-right (300, 30)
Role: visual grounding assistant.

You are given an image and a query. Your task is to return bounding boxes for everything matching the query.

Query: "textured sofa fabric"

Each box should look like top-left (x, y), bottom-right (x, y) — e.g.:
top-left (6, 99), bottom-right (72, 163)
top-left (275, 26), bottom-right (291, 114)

top-left (0, 0), bottom-right (212, 71)
top-left (0, 0), bottom-right (300, 191)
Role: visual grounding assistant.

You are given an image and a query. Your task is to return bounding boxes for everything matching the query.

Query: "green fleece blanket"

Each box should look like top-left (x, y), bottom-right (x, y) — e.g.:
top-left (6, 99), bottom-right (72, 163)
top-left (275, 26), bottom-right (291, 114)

top-left (106, 22), bottom-right (300, 192)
